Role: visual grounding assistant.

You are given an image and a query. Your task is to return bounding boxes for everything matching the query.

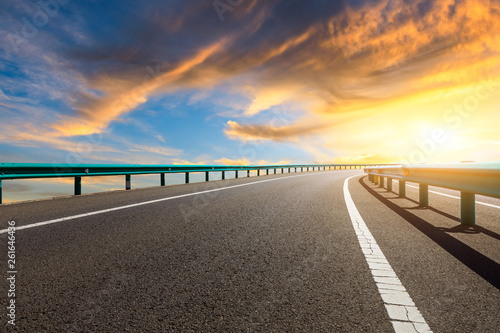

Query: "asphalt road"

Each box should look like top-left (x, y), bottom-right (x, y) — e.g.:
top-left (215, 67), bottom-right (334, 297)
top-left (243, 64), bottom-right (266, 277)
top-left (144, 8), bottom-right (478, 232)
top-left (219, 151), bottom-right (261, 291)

top-left (1, 170), bottom-right (499, 332)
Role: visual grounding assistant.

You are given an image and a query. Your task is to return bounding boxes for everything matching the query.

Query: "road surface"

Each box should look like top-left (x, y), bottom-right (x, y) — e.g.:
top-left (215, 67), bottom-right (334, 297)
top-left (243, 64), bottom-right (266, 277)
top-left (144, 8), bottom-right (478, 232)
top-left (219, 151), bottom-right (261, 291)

top-left (1, 170), bottom-right (499, 332)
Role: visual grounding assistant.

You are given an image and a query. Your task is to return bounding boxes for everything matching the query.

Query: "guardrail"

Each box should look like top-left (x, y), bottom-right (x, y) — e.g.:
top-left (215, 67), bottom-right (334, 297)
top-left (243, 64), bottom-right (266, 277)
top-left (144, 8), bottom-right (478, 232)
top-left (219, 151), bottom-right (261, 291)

top-left (0, 163), bottom-right (387, 204)
top-left (364, 162), bottom-right (500, 226)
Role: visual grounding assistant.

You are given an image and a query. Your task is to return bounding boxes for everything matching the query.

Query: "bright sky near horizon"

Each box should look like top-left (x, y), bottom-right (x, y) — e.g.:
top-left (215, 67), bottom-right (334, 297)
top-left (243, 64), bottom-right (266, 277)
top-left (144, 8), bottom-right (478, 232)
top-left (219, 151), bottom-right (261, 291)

top-left (1, 0), bottom-right (500, 201)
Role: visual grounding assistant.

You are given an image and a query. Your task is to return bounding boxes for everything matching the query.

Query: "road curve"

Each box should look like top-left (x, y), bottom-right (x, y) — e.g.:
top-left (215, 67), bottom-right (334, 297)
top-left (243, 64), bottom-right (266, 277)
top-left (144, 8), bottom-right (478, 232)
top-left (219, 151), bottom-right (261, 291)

top-left (1, 170), bottom-right (499, 332)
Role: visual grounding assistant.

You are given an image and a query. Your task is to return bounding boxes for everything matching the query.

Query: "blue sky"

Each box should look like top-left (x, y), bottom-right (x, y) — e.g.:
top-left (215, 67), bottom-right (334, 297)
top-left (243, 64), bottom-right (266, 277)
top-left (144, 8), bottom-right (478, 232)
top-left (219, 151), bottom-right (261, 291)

top-left (1, 0), bottom-right (338, 166)
top-left (1, 0), bottom-right (500, 202)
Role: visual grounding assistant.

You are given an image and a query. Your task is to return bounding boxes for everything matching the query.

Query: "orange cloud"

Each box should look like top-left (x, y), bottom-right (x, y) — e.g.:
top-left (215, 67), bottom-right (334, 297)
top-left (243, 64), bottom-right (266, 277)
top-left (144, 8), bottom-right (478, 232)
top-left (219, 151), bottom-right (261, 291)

top-left (21, 0), bottom-right (499, 165)
top-left (52, 40), bottom-right (227, 137)
top-left (223, 120), bottom-right (334, 142)
top-left (214, 157), bottom-right (291, 165)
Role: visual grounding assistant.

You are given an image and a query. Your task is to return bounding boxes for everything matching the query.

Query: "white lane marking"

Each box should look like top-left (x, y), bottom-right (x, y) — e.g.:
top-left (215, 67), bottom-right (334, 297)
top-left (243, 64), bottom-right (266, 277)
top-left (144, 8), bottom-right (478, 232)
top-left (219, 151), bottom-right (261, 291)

top-left (0, 172), bottom-right (330, 234)
top-left (393, 180), bottom-right (500, 209)
top-left (344, 175), bottom-right (432, 333)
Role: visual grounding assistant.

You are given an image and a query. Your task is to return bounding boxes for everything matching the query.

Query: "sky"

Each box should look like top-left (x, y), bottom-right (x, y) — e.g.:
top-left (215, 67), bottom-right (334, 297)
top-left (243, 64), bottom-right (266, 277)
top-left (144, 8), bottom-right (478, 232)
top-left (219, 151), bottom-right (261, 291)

top-left (1, 0), bottom-right (500, 202)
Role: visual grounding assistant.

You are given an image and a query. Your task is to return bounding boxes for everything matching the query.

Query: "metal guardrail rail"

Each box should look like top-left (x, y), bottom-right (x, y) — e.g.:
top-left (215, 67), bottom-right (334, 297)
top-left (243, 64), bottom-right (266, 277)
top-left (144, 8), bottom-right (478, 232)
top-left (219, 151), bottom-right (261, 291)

top-left (364, 162), bottom-right (500, 226)
top-left (0, 162), bottom-right (387, 204)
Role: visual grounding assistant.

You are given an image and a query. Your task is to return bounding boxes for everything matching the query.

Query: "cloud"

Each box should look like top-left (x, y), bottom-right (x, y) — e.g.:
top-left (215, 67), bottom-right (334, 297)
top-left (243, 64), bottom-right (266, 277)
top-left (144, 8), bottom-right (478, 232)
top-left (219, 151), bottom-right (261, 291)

top-left (0, 89), bottom-right (10, 101)
top-left (51, 40), bottom-right (227, 136)
top-left (214, 157), bottom-right (291, 165)
top-left (221, 0), bottom-right (500, 149)
top-left (223, 120), bottom-right (334, 142)
top-left (155, 134), bottom-right (166, 143)
top-left (214, 157), bottom-right (252, 165)
top-left (2, 0), bottom-right (500, 165)
top-left (129, 144), bottom-right (182, 156)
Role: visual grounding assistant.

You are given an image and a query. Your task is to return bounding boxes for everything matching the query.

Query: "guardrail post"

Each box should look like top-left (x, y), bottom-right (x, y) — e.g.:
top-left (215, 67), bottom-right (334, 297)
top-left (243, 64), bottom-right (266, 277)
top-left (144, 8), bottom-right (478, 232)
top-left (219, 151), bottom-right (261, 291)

top-left (247, 170), bottom-right (250, 177)
top-left (222, 171), bottom-right (225, 180)
top-left (161, 173), bottom-right (166, 186)
top-left (301, 167), bottom-right (303, 172)
top-left (387, 177), bottom-right (392, 192)
top-left (185, 172), bottom-right (190, 184)
top-left (74, 176), bottom-right (82, 196)
top-left (460, 192), bottom-right (475, 226)
top-left (205, 172), bottom-right (209, 182)
top-left (266, 169), bottom-right (269, 175)
top-left (379, 176), bottom-right (385, 188)
top-left (126, 174), bottom-right (131, 190)
top-left (274, 169), bottom-right (277, 174)
top-left (282, 168), bottom-right (284, 173)
top-left (257, 169), bottom-right (260, 176)
top-left (419, 183), bottom-right (428, 206)
top-left (235, 170), bottom-right (238, 179)
top-left (399, 180), bottom-right (406, 197)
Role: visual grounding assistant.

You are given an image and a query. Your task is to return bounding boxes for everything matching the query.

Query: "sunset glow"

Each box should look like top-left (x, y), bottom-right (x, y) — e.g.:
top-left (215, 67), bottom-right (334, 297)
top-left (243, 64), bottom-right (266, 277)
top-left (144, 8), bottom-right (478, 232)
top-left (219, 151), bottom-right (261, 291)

top-left (1, 0), bottom-right (499, 176)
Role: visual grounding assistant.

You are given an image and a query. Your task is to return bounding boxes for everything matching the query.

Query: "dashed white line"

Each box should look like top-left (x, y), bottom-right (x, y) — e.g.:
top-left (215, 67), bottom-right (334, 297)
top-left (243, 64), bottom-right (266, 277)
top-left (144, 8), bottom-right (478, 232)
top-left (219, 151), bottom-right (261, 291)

top-left (0, 172), bottom-right (323, 234)
top-left (344, 175), bottom-right (432, 333)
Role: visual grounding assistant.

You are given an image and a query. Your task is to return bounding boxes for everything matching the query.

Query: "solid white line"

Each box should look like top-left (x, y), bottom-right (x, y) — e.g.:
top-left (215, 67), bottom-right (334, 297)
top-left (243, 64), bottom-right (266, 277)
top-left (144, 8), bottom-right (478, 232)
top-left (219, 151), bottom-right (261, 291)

top-left (0, 172), bottom-right (326, 234)
top-left (344, 175), bottom-right (432, 333)
top-left (393, 181), bottom-right (500, 209)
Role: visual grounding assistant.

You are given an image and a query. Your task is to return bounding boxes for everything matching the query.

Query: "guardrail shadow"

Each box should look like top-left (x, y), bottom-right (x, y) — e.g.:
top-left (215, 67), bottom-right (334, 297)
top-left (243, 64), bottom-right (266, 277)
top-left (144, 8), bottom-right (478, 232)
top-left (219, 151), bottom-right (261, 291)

top-left (359, 176), bottom-right (500, 290)
top-left (390, 196), bottom-right (462, 223)
top-left (436, 225), bottom-right (500, 241)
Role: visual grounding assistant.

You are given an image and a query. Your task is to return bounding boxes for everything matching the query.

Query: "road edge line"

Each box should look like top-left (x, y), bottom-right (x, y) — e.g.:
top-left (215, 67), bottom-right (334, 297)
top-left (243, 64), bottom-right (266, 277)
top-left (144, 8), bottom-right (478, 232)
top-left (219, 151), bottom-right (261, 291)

top-left (344, 175), bottom-right (433, 333)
